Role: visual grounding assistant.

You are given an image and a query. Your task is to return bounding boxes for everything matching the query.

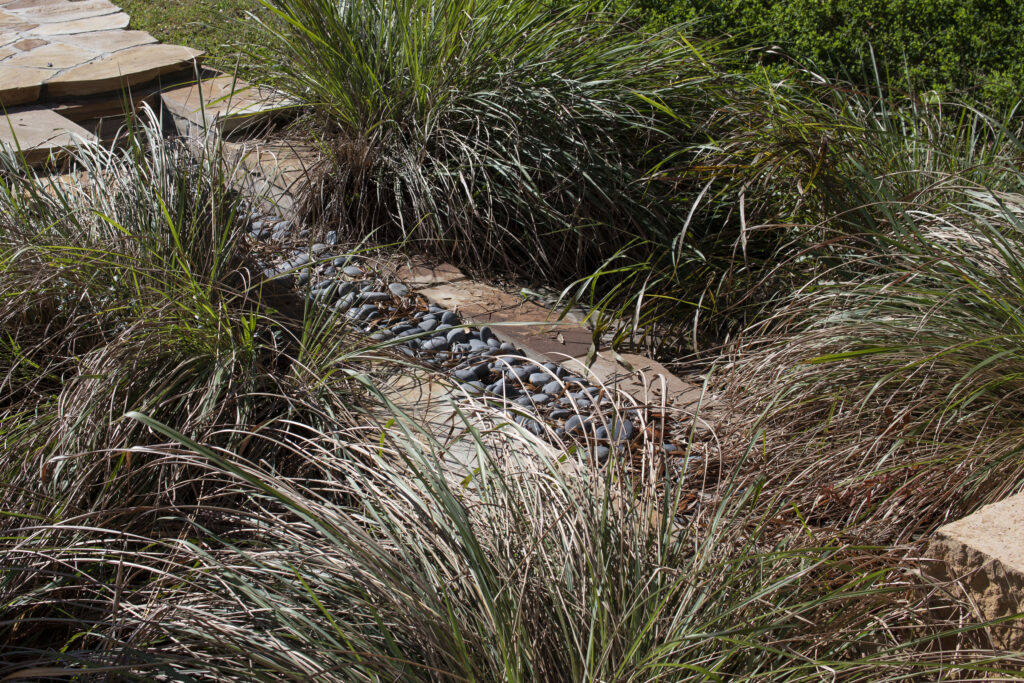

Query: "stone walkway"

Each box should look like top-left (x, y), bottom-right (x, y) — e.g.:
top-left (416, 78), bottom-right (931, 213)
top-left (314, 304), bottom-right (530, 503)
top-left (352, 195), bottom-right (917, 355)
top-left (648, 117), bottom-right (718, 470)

top-left (0, 0), bottom-right (283, 165)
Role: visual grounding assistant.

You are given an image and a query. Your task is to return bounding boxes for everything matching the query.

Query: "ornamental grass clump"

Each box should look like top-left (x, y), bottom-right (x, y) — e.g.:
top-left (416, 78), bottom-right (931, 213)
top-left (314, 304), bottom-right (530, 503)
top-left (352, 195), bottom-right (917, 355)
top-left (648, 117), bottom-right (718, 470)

top-left (719, 133), bottom-right (1024, 543)
top-left (252, 0), bottom-right (724, 278)
top-left (0, 111), bottom-right (381, 526)
top-left (6, 402), bottom-right (1019, 680)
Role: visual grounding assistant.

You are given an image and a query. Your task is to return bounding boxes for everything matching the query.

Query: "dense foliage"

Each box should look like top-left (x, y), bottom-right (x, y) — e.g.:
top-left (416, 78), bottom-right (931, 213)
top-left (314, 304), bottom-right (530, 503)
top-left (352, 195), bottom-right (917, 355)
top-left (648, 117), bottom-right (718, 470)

top-left (621, 0), bottom-right (1024, 106)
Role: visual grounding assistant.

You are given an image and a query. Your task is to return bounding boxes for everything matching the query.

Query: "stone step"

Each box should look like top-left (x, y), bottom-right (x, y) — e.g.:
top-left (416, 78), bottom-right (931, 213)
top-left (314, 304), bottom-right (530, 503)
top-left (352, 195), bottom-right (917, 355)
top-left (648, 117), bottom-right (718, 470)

top-left (160, 74), bottom-right (293, 137)
top-left (0, 107), bottom-right (97, 166)
top-left (46, 43), bottom-right (203, 98)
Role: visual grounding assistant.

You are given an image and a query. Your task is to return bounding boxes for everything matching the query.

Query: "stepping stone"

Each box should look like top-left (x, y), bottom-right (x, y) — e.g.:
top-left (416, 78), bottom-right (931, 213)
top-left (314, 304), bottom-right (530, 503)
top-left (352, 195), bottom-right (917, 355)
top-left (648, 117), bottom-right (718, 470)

top-left (0, 107), bottom-right (97, 166)
top-left (6, 41), bottom-right (96, 68)
top-left (57, 29), bottom-right (154, 52)
top-left (47, 43), bottom-right (202, 97)
top-left (15, 0), bottom-right (120, 23)
top-left (160, 75), bottom-right (292, 135)
top-left (0, 64), bottom-right (49, 106)
top-left (28, 11), bottom-right (127, 36)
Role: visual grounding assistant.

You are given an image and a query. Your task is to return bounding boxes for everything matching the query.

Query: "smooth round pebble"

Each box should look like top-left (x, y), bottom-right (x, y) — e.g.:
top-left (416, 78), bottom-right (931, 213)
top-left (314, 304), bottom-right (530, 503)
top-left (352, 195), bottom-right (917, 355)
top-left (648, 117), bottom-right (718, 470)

top-left (542, 380), bottom-right (563, 396)
top-left (388, 282), bottom-right (410, 298)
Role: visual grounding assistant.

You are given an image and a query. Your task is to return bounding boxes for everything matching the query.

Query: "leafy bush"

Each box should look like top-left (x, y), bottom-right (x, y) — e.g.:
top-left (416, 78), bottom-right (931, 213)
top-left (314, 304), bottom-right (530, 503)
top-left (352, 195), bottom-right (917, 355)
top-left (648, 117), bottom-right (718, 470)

top-left (620, 0), bottom-right (1024, 106)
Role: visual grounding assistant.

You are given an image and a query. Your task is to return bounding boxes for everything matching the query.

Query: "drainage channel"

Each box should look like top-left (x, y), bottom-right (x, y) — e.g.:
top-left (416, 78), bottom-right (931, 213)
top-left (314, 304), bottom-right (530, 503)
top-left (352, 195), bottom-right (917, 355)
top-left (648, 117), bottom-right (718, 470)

top-left (250, 210), bottom-right (698, 475)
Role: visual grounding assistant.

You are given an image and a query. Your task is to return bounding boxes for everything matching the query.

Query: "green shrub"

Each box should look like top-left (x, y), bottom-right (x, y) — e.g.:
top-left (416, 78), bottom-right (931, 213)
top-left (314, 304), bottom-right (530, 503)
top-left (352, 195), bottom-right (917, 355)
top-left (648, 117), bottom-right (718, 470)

top-left (621, 0), bottom-right (1024, 107)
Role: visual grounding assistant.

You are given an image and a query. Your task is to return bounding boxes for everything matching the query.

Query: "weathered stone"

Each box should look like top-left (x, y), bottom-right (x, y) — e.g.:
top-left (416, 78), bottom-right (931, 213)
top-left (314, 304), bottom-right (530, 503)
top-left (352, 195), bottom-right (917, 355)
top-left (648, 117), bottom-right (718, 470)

top-left (47, 43), bottom-right (202, 97)
top-left (160, 75), bottom-right (292, 135)
top-left (57, 29), bottom-right (154, 52)
top-left (4, 0), bottom-right (67, 9)
top-left (0, 44), bottom-right (12, 58)
top-left (16, 0), bottom-right (120, 23)
top-left (0, 9), bottom-right (35, 31)
top-left (28, 11), bottom-right (128, 36)
top-left (0, 64), bottom-right (48, 105)
top-left (0, 107), bottom-right (97, 165)
top-left (7, 41), bottom-right (95, 68)
top-left (927, 492), bottom-right (1024, 650)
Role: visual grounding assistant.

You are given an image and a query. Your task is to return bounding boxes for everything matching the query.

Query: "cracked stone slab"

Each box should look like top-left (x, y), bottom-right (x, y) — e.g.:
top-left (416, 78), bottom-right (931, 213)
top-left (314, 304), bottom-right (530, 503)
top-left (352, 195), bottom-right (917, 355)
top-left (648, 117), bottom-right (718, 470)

top-left (0, 107), bottom-right (97, 165)
top-left (0, 44), bottom-right (12, 58)
top-left (47, 43), bottom-right (202, 97)
top-left (57, 28), bottom-right (154, 52)
top-left (0, 63), bottom-right (50, 105)
top-left (6, 41), bottom-right (95, 68)
top-left (27, 11), bottom-right (127, 36)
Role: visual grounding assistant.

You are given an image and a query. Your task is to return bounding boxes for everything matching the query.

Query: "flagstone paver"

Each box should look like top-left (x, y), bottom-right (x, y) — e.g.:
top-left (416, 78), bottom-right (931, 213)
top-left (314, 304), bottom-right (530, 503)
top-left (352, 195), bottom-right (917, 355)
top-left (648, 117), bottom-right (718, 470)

top-left (28, 12), bottom-right (128, 35)
top-left (58, 28), bottom-right (154, 51)
top-left (161, 75), bottom-right (292, 136)
top-left (47, 43), bottom-right (202, 97)
top-left (6, 41), bottom-right (96, 68)
top-left (0, 64), bottom-right (49, 106)
top-left (0, 107), bottom-right (96, 164)
top-left (16, 0), bottom-right (120, 23)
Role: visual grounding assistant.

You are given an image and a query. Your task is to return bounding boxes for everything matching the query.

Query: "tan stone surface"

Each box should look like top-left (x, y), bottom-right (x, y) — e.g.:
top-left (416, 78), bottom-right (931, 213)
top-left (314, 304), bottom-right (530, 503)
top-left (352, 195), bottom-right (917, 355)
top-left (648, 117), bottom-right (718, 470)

top-left (161, 75), bottom-right (292, 134)
top-left (12, 36), bottom-right (46, 50)
top-left (564, 352), bottom-right (707, 411)
top-left (28, 11), bottom-right (128, 35)
top-left (5, 0), bottom-right (67, 9)
top-left (0, 44), bottom-right (12, 58)
top-left (7, 41), bottom-right (94, 68)
top-left (58, 28), bottom-right (154, 52)
top-left (0, 64), bottom-right (49, 105)
top-left (0, 107), bottom-right (97, 165)
top-left (16, 0), bottom-right (119, 23)
top-left (0, 9), bottom-right (35, 30)
top-left (47, 43), bottom-right (202, 97)
top-left (927, 492), bottom-right (1024, 650)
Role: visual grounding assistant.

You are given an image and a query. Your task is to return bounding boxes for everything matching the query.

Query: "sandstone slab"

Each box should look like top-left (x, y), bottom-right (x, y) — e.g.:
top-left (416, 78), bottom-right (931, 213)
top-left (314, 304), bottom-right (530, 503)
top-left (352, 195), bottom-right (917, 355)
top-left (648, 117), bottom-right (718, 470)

top-left (0, 9), bottom-right (35, 31)
top-left (161, 75), bottom-right (292, 135)
top-left (0, 63), bottom-right (49, 105)
top-left (57, 28), bottom-right (154, 52)
top-left (927, 492), bottom-right (1024, 650)
top-left (28, 11), bottom-right (127, 35)
top-left (7, 41), bottom-right (95, 68)
top-left (15, 0), bottom-right (119, 23)
top-left (0, 107), bottom-right (97, 165)
top-left (47, 43), bottom-right (202, 97)
top-left (4, 0), bottom-right (68, 9)
top-left (0, 44), bottom-right (12, 58)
